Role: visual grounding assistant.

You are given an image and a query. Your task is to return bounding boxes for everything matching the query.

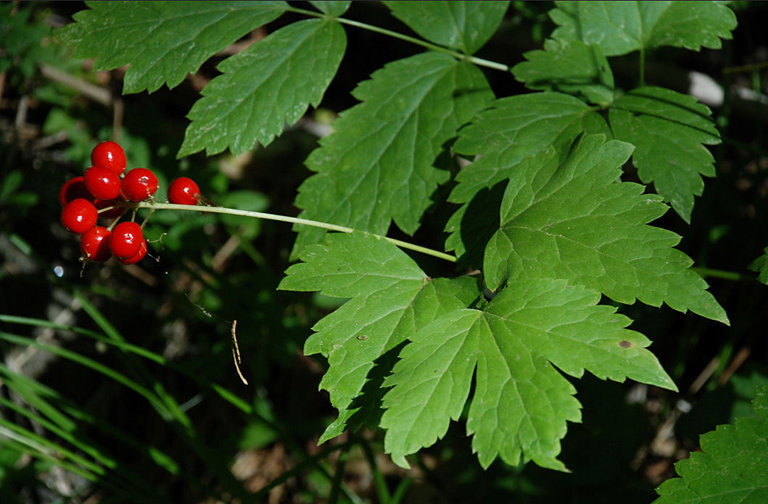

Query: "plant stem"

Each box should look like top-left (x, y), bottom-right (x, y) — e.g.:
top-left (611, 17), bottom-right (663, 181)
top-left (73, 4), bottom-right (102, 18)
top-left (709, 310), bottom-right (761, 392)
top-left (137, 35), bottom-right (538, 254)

top-left (692, 267), bottom-right (756, 282)
top-left (284, 6), bottom-right (511, 73)
top-left (135, 202), bottom-right (457, 263)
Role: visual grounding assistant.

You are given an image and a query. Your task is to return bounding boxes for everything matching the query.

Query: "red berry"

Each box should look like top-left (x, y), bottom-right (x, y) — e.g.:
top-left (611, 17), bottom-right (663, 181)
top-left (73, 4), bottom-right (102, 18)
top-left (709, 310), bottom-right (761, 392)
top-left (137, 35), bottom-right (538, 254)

top-left (61, 198), bottom-right (98, 234)
top-left (80, 226), bottom-right (112, 262)
top-left (59, 176), bottom-right (90, 206)
top-left (117, 239), bottom-right (148, 265)
top-left (109, 222), bottom-right (144, 260)
top-left (91, 141), bottom-right (126, 176)
top-left (168, 177), bottom-right (200, 205)
top-left (121, 168), bottom-right (158, 202)
top-left (84, 166), bottom-right (121, 200)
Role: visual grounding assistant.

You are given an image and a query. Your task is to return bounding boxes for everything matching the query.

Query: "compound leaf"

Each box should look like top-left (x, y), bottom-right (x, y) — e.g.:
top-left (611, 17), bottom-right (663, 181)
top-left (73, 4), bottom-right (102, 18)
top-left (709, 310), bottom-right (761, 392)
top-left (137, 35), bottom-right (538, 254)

top-left (278, 232), bottom-right (479, 441)
top-left (654, 385), bottom-right (768, 503)
top-left (384, 1), bottom-right (509, 54)
top-left (610, 87), bottom-right (720, 223)
top-left (293, 52), bottom-right (493, 255)
top-left (56, 1), bottom-right (287, 94)
top-left (178, 18), bottom-right (346, 157)
top-left (512, 40), bottom-right (614, 106)
top-left (382, 276), bottom-right (676, 470)
top-left (484, 134), bottom-right (728, 324)
top-left (550, 1), bottom-right (736, 57)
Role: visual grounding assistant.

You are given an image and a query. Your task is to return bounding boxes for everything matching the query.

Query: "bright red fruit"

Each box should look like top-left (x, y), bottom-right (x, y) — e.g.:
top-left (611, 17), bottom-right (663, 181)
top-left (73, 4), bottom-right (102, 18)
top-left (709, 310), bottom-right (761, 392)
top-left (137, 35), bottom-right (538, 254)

top-left (109, 222), bottom-right (144, 260)
top-left (59, 176), bottom-right (90, 206)
top-left (61, 198), bottom-right (98, 234)
top-left (117, 239), bottom-right (148, 265)
top-left (80, 226), bottom-right (112, 262)
top-left (168, 177), bottom-right (200, 205)
top-left (91, 141), bottom-right (126, 176)
top-left (121, 168), bottom-right (158, 201)
top-left (84, 166), bottom-right (121, 200)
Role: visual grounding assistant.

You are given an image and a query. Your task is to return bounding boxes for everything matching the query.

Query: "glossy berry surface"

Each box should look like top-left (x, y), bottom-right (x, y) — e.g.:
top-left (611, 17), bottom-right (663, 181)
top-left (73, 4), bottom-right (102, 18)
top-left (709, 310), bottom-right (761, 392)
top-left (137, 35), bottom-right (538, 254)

top-left (91, 141), bottom-right (127, 176)
top-left (80, 226), bottom-right (112, 262)
top-left (59, 176), bottom-right (90, 206)
top-left (117, 239), bottom-right (148, 265)
top-left (84, 166), bottom-right (121, 200)
top-left (109, 222), bottom-right (144, 260)
top-left (121, 168), bottom-right (158, 201)
top-left (61, 198), bottom-right (98, 234)
top-left (168, 177), bottom-right (200, 205)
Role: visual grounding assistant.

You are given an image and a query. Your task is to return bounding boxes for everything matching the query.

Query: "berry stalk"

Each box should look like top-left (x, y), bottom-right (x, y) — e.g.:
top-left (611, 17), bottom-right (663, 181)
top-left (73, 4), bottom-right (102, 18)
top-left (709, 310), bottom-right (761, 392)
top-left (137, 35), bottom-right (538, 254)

top-left (135, 201), bottom-right (458, 263)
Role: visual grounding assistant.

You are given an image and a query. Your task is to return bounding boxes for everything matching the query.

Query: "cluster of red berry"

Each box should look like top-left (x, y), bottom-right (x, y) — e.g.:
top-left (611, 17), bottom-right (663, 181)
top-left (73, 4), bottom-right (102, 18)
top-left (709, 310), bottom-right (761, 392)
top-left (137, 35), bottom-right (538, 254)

top-left (59, 141), bottom-right (202, 264)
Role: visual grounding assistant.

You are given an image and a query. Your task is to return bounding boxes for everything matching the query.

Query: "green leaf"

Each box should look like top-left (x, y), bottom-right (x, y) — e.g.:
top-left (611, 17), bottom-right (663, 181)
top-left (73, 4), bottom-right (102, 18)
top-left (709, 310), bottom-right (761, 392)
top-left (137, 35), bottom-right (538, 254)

top-left (56, 1), bottom-right (287, 94)
top-left (278, 233), bottom-right (479, 441)
top-left (512, 40), bottom-right (614, 106)
top-left (748, 247), bottom-right (768, 285)
top-left (293, 52), bottom-right (493, 255)
top-left (310, 1), bottom-right (351, 16)
top-left (484, 134), bottom-right (728, 324)
top-left (654, 385), bottom-right (768, 503)
top-left (610, 87), bottom-right (721, 223)
top-left (446, 91), bottom-right (609, 261)
top-left (382, 276), bottom-right (675, 470)
top-left (549, 1), bottom-right (736, 57)
top-left (384, 1), bottom-right (509, 54)
top-left (178, 18), bottom-right (346, 157)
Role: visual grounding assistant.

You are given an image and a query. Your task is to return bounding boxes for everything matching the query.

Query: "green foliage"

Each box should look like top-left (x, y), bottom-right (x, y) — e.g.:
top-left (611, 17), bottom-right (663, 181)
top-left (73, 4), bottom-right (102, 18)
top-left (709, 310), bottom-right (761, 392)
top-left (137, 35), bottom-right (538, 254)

top-left (654, 386), bottom-right (768, 503)
top-left (56, 1), bottom-right (288, 93)
top-left (549, 1), bottom-right (737, 56)
top-left (51, 0), bottom-right (747, 483)
top-left (384, 0), bottom-right (509, 54)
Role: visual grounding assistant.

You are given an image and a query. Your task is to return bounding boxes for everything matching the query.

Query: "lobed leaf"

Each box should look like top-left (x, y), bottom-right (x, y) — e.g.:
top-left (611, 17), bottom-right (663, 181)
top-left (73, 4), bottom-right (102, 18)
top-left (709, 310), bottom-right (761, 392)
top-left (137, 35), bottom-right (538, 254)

top-left (483, 134), bottom-right (728, 323)
top-left (654, 386), bottom-right (768, 503)
top-left (549, 1), bottom-right (737, 57)
top-left (293, 52), bottom-right (493, 256)
top-left (178, 18), bottom-right (346, 157)
top-left (382, 276), bottom-right (676, 470)
top-left (749, 247), bottom-right (768, 285)
top-left (384, 1), bottom-right (509, 54)
top-left (278, 233), bottom-right (479, 440)
top-left (609, 87), bottom-right (721, 223)
top-left (512, 40), bottom-right (615, 106)
top-left (56, 1), bottom-right (287, 94)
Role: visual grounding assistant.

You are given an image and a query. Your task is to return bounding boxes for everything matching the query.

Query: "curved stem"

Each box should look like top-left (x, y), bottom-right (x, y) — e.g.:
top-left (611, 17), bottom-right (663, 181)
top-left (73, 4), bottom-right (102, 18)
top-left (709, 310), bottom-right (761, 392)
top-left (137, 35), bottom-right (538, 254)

top-left (284, 6), bottom-right (511, 73)
top-left (135, 202), bottom-right (457, 263)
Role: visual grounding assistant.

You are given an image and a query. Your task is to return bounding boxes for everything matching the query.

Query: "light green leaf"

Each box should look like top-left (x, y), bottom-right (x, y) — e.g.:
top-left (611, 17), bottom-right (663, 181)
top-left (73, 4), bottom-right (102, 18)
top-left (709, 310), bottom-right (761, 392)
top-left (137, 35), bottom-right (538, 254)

top-left (610, 87), bottom-right (720, 223)
top-left (310, 1), bottom-right (351, 16)
top-left (384, 1), bottom-right (509, 54)
top-left (512, 40), bottom-right (614, 106)
top-left (293, 52), bottom-right (493, 256)
top-left (382, 276), bottom-right (675, 470)
top-left (278, 233), bottom-right (479, 440)
top-left (550, 1), bottom-right (736, 57)
top-left (654, 385), bottom-right (768, 503)
top-left (56, 1), bottom-right (287, 94)
top-left (446, 91), bottom-right (608, 261)
top-left (178, 19), bottom-right (346, 157)
top-left (484, 134), bottom-right (728, 324)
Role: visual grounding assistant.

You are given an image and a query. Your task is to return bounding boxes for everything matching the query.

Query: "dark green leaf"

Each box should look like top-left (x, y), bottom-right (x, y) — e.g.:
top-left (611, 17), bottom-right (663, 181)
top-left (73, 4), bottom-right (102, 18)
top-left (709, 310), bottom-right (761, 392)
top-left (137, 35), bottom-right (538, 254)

top-left (610, 86), bottom-right (720, 223)
top-left (384, 1), bottom-right (509, 54)
top-left (56, 1), bottom-right (287, 93)
top-left (654, 386), bottom-right (768, 503)
top-left (512, 40), bottom-right (614, 106)
top-left (293, 52), bottom-right (493, 255)
top-left (178, 18), bottom-right (346, 156)
top-left (550, 1), bottom-right (737, 56)
top-left (310, 1), bottom-right (351, 16)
